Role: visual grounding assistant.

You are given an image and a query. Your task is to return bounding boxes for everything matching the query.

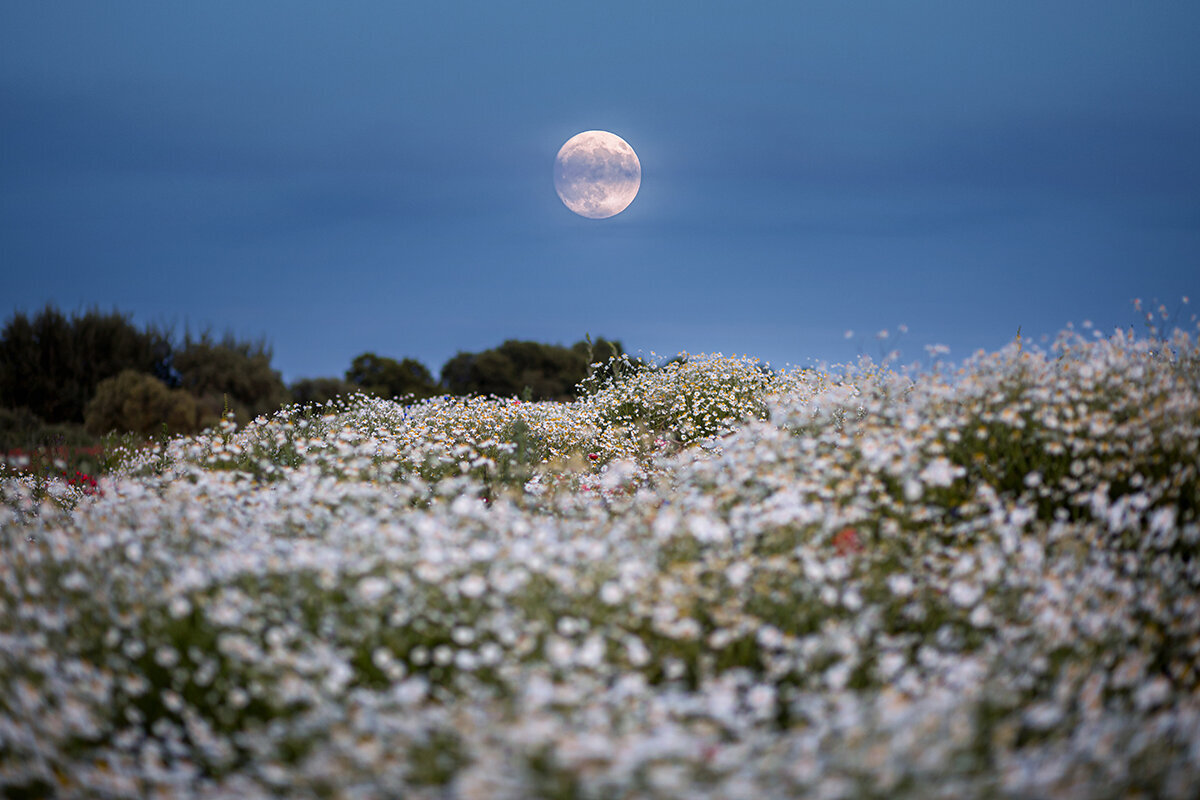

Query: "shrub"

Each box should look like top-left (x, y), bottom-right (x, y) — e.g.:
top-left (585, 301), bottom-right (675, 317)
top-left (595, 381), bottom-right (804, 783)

top-left (0, 406), bottom-right (49, 452)
top-left (84, 370), bottom-right (199, 436)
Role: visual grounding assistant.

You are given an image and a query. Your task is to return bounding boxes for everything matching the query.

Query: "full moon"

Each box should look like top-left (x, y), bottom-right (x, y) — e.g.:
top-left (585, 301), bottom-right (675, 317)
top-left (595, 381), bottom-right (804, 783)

top-left (554, 130), bottom-right (641, 219)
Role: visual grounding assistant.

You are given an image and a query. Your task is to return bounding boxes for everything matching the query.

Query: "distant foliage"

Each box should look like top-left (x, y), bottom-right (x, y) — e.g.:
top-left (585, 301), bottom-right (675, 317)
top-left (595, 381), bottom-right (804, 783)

top-left (442, 337), bottom-right (623, 401)
top-left (0, 304), bottom-right (628, 439)
top-left (0, 306), bottom-right (165, 424)
top-left (174, 332), bottom-right (288, 427)
top-left (288, 376), bottom-right (360, 407)
top-left (0, 406), bottom-right (46, 451)
top-left (84, 370), bottom-right (199, 436)
top-left (0, 405), bottom-right (96, 455)
top-left (345, 352), bottom-right (439, 400)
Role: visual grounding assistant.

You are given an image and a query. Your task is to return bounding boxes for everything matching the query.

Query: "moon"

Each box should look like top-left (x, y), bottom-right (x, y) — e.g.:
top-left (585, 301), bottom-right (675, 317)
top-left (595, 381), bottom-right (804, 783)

top-left (554, 130), bottom-right (641, 219)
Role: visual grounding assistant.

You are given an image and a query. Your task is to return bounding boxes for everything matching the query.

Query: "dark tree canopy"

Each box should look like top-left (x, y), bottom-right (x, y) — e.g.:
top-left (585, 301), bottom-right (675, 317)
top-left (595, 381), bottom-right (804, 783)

top-left (0, 304), bottom-right (628, 438)
top-left (345, 353), bottom-right (438, 400)
top-left (0, 306), bottom-right (164, 424)
top-left (174, 333), bottom-right (288, 426)
top-left (440, 338), bottom-right (623, 401)
top-left (288, 377), bottom-right (359, 407)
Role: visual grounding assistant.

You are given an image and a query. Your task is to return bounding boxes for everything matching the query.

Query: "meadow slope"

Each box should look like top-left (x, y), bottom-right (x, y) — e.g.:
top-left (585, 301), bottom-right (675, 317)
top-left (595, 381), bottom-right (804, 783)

top-left (3, 326), bottom-right (1199, 799)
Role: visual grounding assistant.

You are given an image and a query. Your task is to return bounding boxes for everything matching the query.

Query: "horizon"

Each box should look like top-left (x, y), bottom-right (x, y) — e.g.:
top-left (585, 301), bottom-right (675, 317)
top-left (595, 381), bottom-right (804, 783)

top-left (3, 2), bottom-right (1198, 382)
top-left (5, 299), bottom-right (1198, 392)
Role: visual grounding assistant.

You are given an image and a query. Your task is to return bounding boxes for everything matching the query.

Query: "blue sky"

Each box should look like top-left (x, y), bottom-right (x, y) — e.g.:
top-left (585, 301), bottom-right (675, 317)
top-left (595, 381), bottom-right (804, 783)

top-left (3, 1), bottom-right (1198, 382)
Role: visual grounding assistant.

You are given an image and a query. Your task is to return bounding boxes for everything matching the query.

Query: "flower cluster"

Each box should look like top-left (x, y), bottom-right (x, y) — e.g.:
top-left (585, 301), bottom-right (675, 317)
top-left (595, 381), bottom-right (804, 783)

top-left (1, 323), bottom-right (1198, 798)
top-left (580, 352), bottom-right (779, 444)
top-left (63, 470), bottom-right (101, 497)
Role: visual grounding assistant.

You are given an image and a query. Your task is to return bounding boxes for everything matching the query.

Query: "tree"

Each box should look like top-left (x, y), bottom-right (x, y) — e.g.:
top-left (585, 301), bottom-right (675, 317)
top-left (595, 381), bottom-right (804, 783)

top-left (439, 338), bottom-right (623, 401)
top-left (345, 353), bottom-right (438, 400)
top-left (439, 351), bottom-right (477, 396)
top-left (289, 377), bottom-right (359, 407)
top-left (0, 306), bottom-right (162, 424)
top-left (174, 332), bottom-right (288, 427)
top-left (0, 306), bottom-right (76, 423)
top-left (72, 308), bottom-right (172, 408)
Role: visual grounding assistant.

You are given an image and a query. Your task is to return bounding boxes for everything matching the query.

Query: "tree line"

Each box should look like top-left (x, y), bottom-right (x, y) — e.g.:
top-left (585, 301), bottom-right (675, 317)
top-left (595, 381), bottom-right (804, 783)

top-left (0, 305), bottom-right (622, 442)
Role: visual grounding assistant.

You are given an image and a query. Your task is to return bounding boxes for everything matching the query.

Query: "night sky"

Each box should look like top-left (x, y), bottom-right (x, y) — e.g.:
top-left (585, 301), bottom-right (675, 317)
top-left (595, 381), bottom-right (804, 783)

top-left (3, 2), bottom-right (1198, 382)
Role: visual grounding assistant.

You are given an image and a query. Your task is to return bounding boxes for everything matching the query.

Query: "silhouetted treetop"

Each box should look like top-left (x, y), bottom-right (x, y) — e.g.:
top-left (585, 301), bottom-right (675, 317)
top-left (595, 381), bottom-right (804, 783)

top-left (174, 332), bottom-right (288, 426)
top-left (0, 306), bottom-right (165, 424)
top-left (289, 376), bottom-right (359, 407)
top-left (1, 304), bottom-right (629, 436)
top-left (440, 337), bottom-right (623, 401)
top-left (345, 353), bottom-right (438, 400)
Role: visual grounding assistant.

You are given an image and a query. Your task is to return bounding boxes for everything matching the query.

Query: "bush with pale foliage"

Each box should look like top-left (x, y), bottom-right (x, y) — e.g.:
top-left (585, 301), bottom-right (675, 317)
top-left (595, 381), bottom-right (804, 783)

top-left (84, 369), bottom-right (199, 437)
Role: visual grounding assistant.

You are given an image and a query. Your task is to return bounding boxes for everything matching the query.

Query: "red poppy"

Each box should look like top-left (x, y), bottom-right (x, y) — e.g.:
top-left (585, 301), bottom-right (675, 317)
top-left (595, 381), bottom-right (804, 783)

top-left (833, 527), bottom-right (863, 556)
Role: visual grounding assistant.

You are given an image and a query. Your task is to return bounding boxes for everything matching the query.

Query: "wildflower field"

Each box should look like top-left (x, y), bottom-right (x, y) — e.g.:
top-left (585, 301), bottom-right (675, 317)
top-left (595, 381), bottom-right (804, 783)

top-left (3, 325), bottom-right (1199, 799)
